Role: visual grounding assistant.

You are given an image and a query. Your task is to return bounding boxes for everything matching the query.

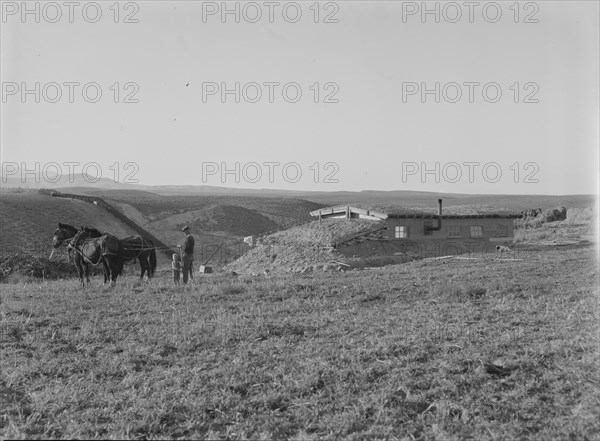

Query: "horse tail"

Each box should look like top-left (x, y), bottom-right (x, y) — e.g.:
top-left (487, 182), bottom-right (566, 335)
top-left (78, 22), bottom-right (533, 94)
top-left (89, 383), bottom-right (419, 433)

top-left (149, 248), bottom-right (157, 277)
top-left (116, 240), bottom-right (125, 276)
top-left (118, 257), bottom-right (125, 276)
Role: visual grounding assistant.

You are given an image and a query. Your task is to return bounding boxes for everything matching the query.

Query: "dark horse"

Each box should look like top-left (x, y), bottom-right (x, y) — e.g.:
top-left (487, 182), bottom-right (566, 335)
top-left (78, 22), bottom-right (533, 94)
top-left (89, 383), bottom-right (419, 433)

top-left (120, 235), bottom-right (157, 280)
top-left (68, 227), bottom-right (123, 286)
top-left (51, 222), bottom-right (79, 257)
top-left (52, 223), bottom-right (110, 284)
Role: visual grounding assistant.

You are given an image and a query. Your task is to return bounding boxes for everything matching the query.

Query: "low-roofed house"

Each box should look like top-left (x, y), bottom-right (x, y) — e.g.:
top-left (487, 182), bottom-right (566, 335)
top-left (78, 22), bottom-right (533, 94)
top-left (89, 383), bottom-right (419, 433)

top-left (310, 199), bottom-right (521, 258)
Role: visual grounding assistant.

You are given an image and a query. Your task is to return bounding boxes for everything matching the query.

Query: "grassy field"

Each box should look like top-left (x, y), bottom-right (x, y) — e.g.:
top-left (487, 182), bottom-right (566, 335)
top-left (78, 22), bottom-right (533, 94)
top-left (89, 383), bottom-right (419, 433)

top-left (1, 242), bottom-right (598, 440)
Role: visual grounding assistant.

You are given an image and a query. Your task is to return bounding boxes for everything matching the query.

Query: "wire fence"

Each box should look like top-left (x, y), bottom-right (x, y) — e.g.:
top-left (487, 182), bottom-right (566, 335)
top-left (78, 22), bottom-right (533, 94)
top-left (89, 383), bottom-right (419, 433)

top-left (152, 241), bottom-right (252, 266)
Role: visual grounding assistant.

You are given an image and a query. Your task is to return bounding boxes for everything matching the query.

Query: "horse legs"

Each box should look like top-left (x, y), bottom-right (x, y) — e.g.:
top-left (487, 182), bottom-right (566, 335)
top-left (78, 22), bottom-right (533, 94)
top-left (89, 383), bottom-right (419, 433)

top-left (83, 262), bottom-right (91, 286)
top-left (107, 257), bottom-right (119, 286)
top-left (139, 256), bottom-right (148, 280)
top-left (144, 253), bottom-right (152, 280)
top-left (73, 256), bottom-right (85, 287)
top-left (102, 260), bottom-right (110, 285)
top-left (145, 256), bottom-right (152, 280)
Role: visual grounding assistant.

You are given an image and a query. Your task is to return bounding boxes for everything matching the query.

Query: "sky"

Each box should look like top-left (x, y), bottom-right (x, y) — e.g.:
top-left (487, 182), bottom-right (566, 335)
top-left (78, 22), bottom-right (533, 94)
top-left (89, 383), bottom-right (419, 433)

top-left (1, 0), bottom-right (598, 194)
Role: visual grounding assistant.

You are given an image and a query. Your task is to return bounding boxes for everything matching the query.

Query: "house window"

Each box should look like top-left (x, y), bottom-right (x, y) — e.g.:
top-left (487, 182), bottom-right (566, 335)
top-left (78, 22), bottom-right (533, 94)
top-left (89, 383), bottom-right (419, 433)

top-left (395, 226), bottom-right (408, 239)
top-left (448, 226), bottom-right (461, 238)
top-left (470, 226), bottom-right (483, 238)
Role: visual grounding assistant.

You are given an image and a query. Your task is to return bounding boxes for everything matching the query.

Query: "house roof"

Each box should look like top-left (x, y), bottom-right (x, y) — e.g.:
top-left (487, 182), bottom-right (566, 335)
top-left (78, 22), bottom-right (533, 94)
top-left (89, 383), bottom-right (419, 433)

top-left (310, 205), bottom-right (388, 220)
top-left (310, 205), bottom-right (522, 219)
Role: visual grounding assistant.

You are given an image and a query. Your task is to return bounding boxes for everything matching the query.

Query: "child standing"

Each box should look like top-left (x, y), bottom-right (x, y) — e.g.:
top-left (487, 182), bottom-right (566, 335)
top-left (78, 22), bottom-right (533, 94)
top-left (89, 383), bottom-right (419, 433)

top-left (172, 253), bottom-right (181, 286)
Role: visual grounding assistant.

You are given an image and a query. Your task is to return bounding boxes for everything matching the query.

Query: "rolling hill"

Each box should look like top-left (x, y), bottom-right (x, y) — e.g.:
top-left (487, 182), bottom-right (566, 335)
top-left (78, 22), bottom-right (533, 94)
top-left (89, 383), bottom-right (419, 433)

top-left (0, 191), bottom-right (138, 258)
top-left (58, 189), bottom-right (326, 253)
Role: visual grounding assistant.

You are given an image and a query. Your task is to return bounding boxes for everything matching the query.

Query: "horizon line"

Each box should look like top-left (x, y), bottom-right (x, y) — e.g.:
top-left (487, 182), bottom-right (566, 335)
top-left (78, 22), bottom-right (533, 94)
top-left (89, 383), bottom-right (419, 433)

top-left (0, 180), bottom-right (598, 198)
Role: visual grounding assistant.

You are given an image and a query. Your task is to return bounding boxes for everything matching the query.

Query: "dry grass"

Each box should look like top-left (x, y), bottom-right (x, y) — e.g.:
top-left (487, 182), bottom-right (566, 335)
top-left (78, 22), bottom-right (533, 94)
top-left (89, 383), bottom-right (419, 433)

top-left (1, 243), bottom-right (598, 440)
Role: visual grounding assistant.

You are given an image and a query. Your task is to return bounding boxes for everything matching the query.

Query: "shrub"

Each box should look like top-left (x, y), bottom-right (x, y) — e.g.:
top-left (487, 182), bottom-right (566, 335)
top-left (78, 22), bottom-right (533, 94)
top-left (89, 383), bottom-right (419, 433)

top-left (0, 253), bottom-right (103, 282)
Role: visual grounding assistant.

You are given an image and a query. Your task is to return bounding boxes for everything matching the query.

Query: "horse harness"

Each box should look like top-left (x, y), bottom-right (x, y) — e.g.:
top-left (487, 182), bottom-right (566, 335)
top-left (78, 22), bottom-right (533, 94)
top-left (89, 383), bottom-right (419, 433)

top-left (121, 235), bottom-right (149, 264)
top-left (69, 234), bottom-right (119, 265)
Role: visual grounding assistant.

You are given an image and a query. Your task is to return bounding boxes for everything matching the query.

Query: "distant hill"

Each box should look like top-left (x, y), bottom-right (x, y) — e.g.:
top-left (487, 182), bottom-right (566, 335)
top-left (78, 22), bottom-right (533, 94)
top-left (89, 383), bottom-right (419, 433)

top-left (1, 175), bottom-right (149, 191)
top-left (48, 184), bottom-right (600, 209)
top-left (3, 175), bottom-right (596, 211)
top-left (292, 191), bottom-right (597, 212)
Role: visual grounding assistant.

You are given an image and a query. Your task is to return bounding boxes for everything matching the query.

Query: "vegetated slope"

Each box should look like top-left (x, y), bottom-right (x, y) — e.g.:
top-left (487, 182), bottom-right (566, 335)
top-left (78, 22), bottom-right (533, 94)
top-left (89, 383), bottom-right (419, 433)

top-left (0, 191), bottom-right (138, 256)
top-left (225, 219), bottom-right (383, 275)
top-left (69, 189), bottom-right (320, 219)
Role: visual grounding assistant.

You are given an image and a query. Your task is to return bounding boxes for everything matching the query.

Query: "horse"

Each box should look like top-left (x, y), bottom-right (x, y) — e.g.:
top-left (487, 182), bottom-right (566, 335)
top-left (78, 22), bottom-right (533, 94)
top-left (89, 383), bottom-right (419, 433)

top-left (52, 223), bottom-right (110, 284)
top-left (50, 223), bottom-right (79, 258)
top-left (119, 235), bottom-right (157, 280)
top-left (68, 227), bottom-right (123, 286)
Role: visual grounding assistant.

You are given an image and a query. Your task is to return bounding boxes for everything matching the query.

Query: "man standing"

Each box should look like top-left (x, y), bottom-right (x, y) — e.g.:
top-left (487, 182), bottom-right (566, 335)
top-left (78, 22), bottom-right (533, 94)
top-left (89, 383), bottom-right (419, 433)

top-left (181, 225), bottom-right (195, 284)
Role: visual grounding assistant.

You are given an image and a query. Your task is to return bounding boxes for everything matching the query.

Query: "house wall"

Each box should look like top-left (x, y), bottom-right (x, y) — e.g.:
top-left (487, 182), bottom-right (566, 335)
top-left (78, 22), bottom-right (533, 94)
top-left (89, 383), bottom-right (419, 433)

top-left (383, 217), bottom-right (514, 241)
top-left (336, 239), bottom-right (504, 259)
top-left (335, 217), bottom-right (516, 259)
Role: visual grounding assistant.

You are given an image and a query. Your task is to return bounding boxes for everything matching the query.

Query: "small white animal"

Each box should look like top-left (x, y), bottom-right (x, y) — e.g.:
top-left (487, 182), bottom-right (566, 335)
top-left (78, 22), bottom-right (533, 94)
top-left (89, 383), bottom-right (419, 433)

top-left (496, 245), bottom-right (511, 254)
top-left (243, 236), bottom-right (254, 247)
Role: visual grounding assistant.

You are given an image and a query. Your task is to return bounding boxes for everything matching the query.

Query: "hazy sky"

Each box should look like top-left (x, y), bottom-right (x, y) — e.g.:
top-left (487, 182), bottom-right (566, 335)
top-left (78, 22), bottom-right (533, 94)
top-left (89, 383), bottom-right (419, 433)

top-left (1, 1), bottom-right (598, 194)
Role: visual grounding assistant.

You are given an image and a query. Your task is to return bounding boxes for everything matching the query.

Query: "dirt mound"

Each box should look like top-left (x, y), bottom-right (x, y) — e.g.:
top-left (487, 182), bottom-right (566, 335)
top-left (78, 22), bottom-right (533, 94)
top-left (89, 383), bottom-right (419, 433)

top-left (225, 219), bottom-right (381, 274)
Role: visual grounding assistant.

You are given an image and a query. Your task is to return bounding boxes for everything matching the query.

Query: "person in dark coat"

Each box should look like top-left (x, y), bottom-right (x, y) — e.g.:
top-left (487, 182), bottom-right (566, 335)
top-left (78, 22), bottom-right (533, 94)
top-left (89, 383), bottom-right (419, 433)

top-left (181, 225), bottom-right (195, 284)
